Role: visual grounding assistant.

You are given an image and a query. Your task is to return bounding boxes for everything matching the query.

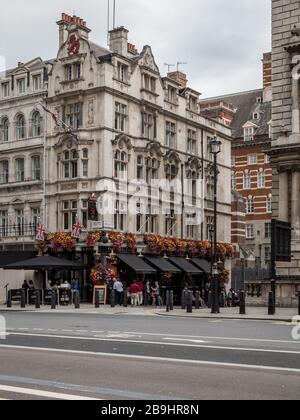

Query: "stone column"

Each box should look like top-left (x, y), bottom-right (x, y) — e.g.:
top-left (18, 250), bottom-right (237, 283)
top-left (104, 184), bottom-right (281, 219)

top-left (292, 70), bottom-right (300, 134)
top-left (291, 171), bottom-right (300, 239)
top-left (279, 172), bottom-right (289, 222)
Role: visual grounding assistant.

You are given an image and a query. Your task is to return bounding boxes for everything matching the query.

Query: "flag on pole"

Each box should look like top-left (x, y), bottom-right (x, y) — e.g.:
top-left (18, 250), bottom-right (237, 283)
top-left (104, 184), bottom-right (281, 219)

top-left (39, 103), bottom-right (60, 128)
top-left (36, 225), bottom-right (46, 242)
top-left (72, 219), bottom-right (82, 239)
top-left (39, 102), bottom-right (78, 142)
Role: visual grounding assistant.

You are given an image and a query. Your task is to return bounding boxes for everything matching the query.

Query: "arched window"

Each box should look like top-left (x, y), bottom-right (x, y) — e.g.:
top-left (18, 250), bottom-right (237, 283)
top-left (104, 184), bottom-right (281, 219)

top-left (32, 112), bottom-right (41, 137)
top-left (114, 150), bottom-right (127, 179)
top-left (1, 118), bottom-right (9, 142)
top-left (16, 114), bottom-right (26, 140)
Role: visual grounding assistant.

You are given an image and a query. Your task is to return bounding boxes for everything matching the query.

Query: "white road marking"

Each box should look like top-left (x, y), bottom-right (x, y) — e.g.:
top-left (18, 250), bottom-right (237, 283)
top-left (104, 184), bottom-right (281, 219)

top-left (0, 344), bottom-right (300, 375)
top-left (0, 384), bottom-right (99, 400)
top-left (5, 332), bottom-right (300, 355)
top-left (164, 338), bottom-right (209, 344)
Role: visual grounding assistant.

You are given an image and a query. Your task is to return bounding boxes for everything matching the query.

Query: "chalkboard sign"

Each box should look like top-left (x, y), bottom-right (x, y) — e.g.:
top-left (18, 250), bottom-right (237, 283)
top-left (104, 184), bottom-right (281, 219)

top-left (93, 285), bottom-right (107, 305)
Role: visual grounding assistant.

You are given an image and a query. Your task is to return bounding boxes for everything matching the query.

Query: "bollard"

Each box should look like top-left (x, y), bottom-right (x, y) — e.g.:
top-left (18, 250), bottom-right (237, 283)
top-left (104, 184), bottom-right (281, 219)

top-left (166, 291), bottom-right (170, 313)
top-left (74, 291), bottom-right (80, 309)
top-left (7, 290), bottom-right (12, 308)
top-left (239, 291), bottom-right (246, 315)
top-left (51, 290), bottom-right (56, 310)
top-left (170, 291), bottom-right (174, 311)
top-left (207, 291), bottom-right (212, 309)
top-left (181, 291), bottom-right (187, 310)
top-left (95, 290), bottom-right (100, 308)
top-left (195, 291), bottom-right (200, 310)
top-left (186, 291), bottom-right (193, 314)
top-left (298, 293), bottom-right (300, 316)
top-left (21, 290), bottom-right (26, 308)
top-left (268, 291), bottom-right (275, 315)
top-left (35, 291), bottom-right (41, 309)
top-left (110, 289), bottom-right (116, 308)
top-left (123, 289), bottom-right (128, 308)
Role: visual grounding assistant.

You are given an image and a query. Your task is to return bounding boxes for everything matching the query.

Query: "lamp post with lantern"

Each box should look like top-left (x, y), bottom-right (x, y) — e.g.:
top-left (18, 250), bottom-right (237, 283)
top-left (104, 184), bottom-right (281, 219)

top-left (209, 137), bottom-right (222, 314)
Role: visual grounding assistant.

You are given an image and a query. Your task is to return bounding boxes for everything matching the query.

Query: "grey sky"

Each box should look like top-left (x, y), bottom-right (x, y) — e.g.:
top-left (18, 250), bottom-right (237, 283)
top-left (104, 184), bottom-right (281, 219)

top-left (0, 0), bottom-right (271, 97)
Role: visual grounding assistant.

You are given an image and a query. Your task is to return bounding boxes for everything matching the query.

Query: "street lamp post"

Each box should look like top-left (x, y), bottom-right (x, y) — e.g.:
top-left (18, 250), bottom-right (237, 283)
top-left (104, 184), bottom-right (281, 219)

top-left (210, 137), bottom-right (222, 314)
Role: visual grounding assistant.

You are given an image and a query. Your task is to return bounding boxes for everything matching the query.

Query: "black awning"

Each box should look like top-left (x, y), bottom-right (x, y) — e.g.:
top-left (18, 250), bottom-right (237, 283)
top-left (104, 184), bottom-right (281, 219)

top-left (144, 256), bottom-right (182, 273)
top-left (0, 251), bottom-right (37, 268)
top-left (191, 258), bottom-right (212, 274)
top-left (168, 257), bottom-right (203, 275)
top-left (4, 255), bottom-right (86, 270)
top-left (117, 254), bottom-right (157, 274)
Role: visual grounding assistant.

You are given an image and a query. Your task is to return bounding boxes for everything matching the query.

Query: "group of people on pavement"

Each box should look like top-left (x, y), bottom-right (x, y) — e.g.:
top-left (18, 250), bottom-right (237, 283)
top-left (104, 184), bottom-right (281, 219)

top-left (112, 278), bottom-right (161, 307)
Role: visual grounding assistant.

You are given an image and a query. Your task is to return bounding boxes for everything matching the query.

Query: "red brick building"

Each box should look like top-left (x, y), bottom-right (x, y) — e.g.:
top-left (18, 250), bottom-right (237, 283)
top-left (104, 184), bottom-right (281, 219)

top-left (200, 54), bottom-right (272, 270)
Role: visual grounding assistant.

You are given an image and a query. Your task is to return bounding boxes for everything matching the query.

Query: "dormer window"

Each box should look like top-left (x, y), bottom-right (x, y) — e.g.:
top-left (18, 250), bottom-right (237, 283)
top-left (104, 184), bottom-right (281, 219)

top-left (143, 74), bottom-right (156, 93)
top-left (253, 112), bottom-right (259, 120)
top-left (33, 74), bottom-right (42, 91)
top-left (244, 127), bottom-right (254, 142)
top-left (17, 79), bottom-right (26, 95)
top-left (189, 96), bottom-right (198, 112)
top-left (167, 86), bottom-right (177, 104)
top-left (117, 62), bottom-right (129, 83)
top-left (2, 82), bottom-right (10, 98)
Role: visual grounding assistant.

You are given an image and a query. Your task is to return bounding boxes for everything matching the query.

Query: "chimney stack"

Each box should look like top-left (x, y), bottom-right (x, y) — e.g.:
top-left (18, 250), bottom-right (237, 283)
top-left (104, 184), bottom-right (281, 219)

top-left (262, 52), bottom-right (272, 103)
top-left (57, 13), bottom-right (91, 47)
top-left (109, 27), bottom-right (129, 56)
top-left (167, 71), bottom-right (188, 89)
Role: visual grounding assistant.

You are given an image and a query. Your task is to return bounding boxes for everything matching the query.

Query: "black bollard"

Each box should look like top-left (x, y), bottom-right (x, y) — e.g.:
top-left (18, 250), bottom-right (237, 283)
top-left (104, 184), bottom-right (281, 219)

top-left (186, 291), bottom-right (193, 313)
top-left (123, 289), bottom-right (128, 308)
top-left (110, 289), bottom-right (116, 308)
top-left (74, 291), bottom-right (80, 309)
top-left (268, 291), bottom-right (275, 315)
top-left (95, 290), bottom-right (100, 308)
top-left (298, 293), bottom-right (300, 316)
top-left (207, 291), bottom-right (212, 309)
top-left (181, 291), bottom-right (187, 310)
top-left (170, 291), bottom-right (174, 311)
top-left (166, 291), bottom-right (170, 313)
top-left (7, 290), bottom-right (12, 308)
top-left (21, 290), bottom-right (26, 309)
top-left (35, 291), bottom-right (41, 309)
top-left (195, 291), bottom-right (200, 310)
top-left (51, 290), bottom-right (56, 310)
top-left (239, 291), bottom-right (246, 315)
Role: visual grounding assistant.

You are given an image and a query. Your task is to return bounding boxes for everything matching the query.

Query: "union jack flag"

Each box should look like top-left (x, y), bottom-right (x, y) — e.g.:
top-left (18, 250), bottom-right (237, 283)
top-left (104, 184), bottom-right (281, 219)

top-left (72, 220), bottom-right (82, 239)
top-left (36, 225), bottom-right (46, 242)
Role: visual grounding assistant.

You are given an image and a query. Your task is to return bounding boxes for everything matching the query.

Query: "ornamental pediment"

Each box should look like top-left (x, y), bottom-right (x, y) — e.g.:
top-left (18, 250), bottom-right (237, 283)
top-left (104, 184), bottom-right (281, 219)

top-left (139, 46), bottom-right (160, 73)
top-left (112, 134), bottom-right (133, 150)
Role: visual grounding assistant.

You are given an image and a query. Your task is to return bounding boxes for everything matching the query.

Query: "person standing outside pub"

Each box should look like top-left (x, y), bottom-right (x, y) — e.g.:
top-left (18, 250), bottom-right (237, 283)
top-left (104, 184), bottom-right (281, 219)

top-left (113, 278), bottom-right (124, 306)
top-left (129, 280), bottom-right (140, 307)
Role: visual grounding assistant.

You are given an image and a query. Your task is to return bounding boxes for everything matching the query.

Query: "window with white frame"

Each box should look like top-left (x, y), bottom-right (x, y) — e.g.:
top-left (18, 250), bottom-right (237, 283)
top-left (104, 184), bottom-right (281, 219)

top-left (145, 212), bottom-right (158, 234)
top-left (258, 170), bottom-right (266, 188)
top-left (142, 112), bottom-right (156, 140)
top-left (2, 82), bottom-right (10, 98)
top-left (0, 161), bottom-right (9, 184)
top-left (82, 149), bottom-right (88, 177)
top-left (63, 150), bottom-right (78, 179)
top-left (0, 210), bottom-right (8, 237)
top-left (166, 121), bottom-right (176, 148)
top-left (31, 156), bottom-right (41, 180)
top-left (0, 117), bottom-right (9, 142)
top-left (117, 62), bottom-right (129, 83)
top-left (265, 222), bottom-right (272, 239)
top-left (65, 103), bottom-right (82, 130)
top-left (244, 127), bottom-right (254, 142)
top-left (16, 115), bottom-right (26, 139)
top-left (248, 154), bottom-right (257, 165)
top-left (267, 196), bottom-right (272, 213)
top-left (16, 158), bottom-right (25, 182)
top-left (246, 224), bottom-right (254, 239)
top-left (33, 74), bottom-right (42, 91)
top-left (231, 173), bottom-right (237, 190)
top-left (115, 102), bottom-right (127, 132)
top-left (187, 129), bottom-right (197, 154)
top-left (63, 201), bottom-right (77, 231)
top-left (246, 197), bottom-right (254, 214)
top-left (17, 79), bottom-right (25, 95)
top-left (243, 172), bottom-right (251, 190)
top-left (15, 209), bottom-right (24, 236)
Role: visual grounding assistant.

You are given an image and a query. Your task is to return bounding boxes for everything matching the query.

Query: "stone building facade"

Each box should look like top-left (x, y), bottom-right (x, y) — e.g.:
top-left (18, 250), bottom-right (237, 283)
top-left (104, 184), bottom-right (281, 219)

top-left (0, 13), bottom-right (232, 300)
top-left (270, 0), bottom-right (300, 306)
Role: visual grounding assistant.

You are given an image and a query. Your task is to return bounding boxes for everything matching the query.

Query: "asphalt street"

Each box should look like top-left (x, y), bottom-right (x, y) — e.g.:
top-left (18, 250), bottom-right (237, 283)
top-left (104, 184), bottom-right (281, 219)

top-left (0, 312), bottom-right (299, 400)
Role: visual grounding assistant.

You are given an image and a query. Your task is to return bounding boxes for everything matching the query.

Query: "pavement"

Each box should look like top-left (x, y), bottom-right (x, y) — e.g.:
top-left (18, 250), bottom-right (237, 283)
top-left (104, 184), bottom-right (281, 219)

top-left (0, 304), bottom-right (299, 322)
